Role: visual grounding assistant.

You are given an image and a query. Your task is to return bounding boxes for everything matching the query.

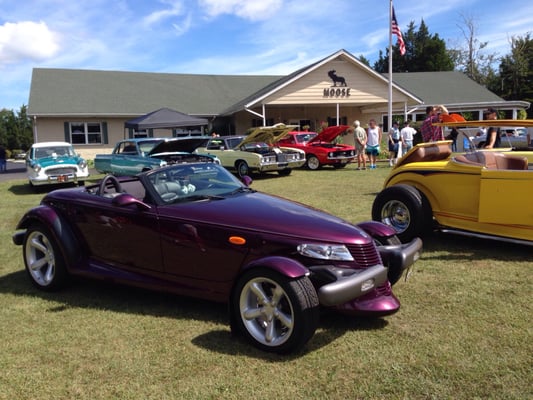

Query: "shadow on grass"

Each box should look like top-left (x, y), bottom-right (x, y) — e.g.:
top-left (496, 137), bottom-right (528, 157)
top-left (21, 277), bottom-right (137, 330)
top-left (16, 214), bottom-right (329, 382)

top-left (0, 269), bottom-right (389, 358)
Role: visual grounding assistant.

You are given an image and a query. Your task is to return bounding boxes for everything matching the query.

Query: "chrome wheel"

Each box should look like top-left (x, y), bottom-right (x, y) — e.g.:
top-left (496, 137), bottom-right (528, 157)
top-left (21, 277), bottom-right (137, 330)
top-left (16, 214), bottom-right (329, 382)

top-left (306, 155), bottom-right (320, 170)
top-left (232, 268), bottom-right (319, 353)
top-left (23, 225), bottom-right (67, 291)
top-left (381, 199), bottom-right (411, 233)
top-left (239, 277), bottom-right (294, 347)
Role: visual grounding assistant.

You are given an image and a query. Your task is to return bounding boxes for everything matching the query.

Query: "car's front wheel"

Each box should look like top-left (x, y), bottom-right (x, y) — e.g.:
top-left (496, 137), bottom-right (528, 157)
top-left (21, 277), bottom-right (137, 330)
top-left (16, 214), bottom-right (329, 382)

top-left (23, 224), bottom-right (68, 291)
top-left (306, 155), bottom-right (320, 170)
top-left (232, 268), bottom-right (319, 354)
top-left (372, 184), bottom-right (431, 242)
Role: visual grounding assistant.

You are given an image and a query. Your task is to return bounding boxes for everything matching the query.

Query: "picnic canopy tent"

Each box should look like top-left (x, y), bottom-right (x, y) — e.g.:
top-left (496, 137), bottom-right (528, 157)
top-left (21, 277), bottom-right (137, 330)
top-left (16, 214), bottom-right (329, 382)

top-left (124, 107), bottom-right (208, 131)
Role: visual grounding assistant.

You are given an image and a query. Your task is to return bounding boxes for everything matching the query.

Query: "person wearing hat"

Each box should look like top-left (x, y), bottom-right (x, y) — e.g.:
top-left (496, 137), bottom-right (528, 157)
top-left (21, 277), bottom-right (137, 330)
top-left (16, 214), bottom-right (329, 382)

top-left (483, 108), bottom-right (501, 149)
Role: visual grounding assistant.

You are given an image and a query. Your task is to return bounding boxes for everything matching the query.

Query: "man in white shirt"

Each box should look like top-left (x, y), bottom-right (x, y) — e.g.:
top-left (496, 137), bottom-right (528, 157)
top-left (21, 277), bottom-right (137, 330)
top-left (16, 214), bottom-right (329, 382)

top-left (400, 120), bottom-right (417, 153)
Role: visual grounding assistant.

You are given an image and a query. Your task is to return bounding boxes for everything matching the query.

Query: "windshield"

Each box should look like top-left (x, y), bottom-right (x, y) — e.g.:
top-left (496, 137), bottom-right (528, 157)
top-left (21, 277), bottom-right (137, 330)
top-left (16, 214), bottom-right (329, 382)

top-left (34, 145), bottom-right (76, 159)
top-left (295, 133), bottom-right (317, 143)
top-left (146, 163), bottom-right (247, 204)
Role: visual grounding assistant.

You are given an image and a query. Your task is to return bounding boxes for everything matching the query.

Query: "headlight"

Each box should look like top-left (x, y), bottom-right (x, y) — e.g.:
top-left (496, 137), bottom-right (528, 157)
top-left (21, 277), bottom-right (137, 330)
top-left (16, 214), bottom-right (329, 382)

top-left (297, 243), bottom-right (354, 261)
top-left (78, 160), bottom-right (87, 169)
top-left (32, 164), bottom-right (41, 173)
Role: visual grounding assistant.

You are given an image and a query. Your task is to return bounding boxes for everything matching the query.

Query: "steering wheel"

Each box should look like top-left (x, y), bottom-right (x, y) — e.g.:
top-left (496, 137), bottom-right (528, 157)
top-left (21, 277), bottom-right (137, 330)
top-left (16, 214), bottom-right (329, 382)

top-left (98, 175), bottom-right (123, 196)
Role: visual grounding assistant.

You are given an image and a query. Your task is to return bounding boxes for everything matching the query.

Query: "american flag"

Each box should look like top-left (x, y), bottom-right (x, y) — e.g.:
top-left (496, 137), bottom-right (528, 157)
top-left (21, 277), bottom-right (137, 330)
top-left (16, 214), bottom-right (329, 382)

top-left (392, 7), bottom-right (406, 56)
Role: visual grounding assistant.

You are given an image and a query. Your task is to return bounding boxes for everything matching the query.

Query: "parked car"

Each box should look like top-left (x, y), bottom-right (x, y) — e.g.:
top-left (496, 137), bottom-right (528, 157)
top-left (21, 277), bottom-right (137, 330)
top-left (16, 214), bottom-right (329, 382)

top-left (26, 141), bottom-right (89, 187)
top-left (195, 125), bottom-right (306, 177)
top-left (13, 162), bottom-right (421, 353)
top-left (277, 125), bottom-right (356, 169)
top-left (94, 137), bottom-right (217, 175)
top-left (471, 127), bottom-right (530, 149)
top-left (372, 138), bottom-right (533, 246)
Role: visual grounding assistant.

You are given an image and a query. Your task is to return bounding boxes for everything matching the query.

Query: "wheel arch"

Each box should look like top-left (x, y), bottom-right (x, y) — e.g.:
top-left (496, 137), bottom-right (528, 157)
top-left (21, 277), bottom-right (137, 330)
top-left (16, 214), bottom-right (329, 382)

top-left (15, 206), bottom-right (83, 271)
top-left (385, 179), bottom-right (440, 214)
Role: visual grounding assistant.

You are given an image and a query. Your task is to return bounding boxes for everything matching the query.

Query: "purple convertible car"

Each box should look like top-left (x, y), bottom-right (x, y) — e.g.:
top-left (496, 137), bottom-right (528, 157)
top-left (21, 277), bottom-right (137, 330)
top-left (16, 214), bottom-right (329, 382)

top-left (13, 162), bottom-right (421, 353)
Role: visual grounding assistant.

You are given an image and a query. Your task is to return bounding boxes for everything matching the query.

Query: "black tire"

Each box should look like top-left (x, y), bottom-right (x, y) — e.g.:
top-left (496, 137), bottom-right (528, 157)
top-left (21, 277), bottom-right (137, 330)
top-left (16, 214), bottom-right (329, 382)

top-left (306, 155), bottom-right (320, 170)
top-left (278, 168), bottom-right (292, 176)
top-left (372, 184), bottom-right (430, 242)
top-left (373, 235), bottom-right (404, 285)
top-left (231, 268), bottom-right (320, 354)
top-left (236, 160), bottom-right (250, 178)
top-left (23, 224), bottom-right (68, 291)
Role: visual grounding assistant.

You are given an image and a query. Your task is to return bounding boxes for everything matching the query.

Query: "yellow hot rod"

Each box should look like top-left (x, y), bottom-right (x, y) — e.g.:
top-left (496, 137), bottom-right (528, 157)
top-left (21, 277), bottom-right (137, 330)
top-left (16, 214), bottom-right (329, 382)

top-left (372, 120), bottom-right (533, 246)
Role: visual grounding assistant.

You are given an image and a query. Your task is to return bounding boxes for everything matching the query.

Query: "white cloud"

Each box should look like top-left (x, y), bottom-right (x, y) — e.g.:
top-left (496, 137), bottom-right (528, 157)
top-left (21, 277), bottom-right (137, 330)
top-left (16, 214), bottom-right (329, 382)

top-left (142, 0), bottom-right (186, 27)
top-left (0, 21), bottom-right (60, 65)
top-left (199, 0), bottom-right (283, 21)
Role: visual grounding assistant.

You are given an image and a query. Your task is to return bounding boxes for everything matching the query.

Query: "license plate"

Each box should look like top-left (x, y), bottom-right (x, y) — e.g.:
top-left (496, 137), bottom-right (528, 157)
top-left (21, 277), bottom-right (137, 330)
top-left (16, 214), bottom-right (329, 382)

top-left (57, 175), bottom-right (68, 183)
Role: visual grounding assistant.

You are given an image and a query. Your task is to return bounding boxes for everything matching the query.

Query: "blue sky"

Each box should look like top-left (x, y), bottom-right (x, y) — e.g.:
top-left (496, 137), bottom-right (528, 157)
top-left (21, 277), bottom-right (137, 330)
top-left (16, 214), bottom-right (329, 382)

top-left (1, 0), bottom-right (532, 111)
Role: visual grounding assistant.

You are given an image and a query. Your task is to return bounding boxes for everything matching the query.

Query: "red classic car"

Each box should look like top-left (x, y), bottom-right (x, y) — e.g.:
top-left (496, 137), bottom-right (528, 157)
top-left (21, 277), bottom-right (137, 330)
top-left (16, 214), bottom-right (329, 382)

top-left (13, 162), bottom-right (421, 353)
top-left (277, 125), bottom-right (356, 169)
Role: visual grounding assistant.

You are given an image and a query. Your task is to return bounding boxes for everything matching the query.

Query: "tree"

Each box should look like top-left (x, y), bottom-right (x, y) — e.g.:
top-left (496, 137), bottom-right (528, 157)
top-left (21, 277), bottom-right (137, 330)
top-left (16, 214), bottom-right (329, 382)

top-left (374, 19), bottom-right (454, 73)
top-left (449, 14), bottom-right (498, 86)
top-left (0, 105), bottom-right (33, 151)
top-left (495, 33), bottom-right (533, 116)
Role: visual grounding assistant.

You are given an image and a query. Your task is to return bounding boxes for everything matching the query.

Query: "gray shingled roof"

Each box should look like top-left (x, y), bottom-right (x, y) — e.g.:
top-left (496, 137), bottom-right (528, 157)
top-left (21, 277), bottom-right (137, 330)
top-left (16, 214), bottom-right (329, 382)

top-left (387, 71), bottom-right (503, 105)
top-left (28, 57), bottom-right (506, 118)
top-left (28, 68), bottom-right (282, 117)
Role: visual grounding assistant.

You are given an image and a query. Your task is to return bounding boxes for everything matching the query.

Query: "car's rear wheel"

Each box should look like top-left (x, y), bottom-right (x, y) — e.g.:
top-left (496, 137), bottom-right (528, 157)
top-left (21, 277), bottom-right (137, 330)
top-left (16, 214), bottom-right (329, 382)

top-left (372, 184), bottom-right (430, 242)
top-left (236, 160), bottom-right (250, 178)
top-left (23, 224), bottom-right (68, 291)
top-left (306, 155), bottom-right (320, 170)
top-left (232, 268), bottom-right (319, 354)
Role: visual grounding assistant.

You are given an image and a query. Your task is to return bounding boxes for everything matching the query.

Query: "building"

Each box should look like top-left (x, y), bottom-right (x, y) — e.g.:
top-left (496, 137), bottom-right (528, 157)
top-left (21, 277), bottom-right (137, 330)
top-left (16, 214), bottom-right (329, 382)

top-left (28, 49), bottom-right (529, 159)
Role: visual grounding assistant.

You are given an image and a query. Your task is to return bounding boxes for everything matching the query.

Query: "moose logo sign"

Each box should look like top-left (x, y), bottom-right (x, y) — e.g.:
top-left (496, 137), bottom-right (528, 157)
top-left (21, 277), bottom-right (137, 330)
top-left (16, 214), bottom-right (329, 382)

top-left (324, 70), bottom-right (351, 98)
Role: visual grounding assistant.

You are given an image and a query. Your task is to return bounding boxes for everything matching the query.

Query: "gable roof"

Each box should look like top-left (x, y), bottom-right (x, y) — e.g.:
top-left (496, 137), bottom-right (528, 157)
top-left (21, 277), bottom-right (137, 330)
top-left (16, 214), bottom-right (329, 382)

top-left (220, 49), bottom-right (422, 115)
top-left (124, 108), bottom-right (208, 130)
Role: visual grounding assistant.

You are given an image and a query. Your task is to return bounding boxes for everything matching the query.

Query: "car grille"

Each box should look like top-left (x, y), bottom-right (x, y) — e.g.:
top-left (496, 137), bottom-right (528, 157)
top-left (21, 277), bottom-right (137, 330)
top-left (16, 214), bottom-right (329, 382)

top-left (346, 242), bottom-right (382, 268)
top-left (46, 167), bottom-right (76, 176)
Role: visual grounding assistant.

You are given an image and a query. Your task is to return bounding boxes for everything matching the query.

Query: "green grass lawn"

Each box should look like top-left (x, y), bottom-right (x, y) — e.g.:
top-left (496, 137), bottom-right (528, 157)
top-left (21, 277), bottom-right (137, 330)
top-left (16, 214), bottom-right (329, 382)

top-left (0, 165), bottom-right (531, 399)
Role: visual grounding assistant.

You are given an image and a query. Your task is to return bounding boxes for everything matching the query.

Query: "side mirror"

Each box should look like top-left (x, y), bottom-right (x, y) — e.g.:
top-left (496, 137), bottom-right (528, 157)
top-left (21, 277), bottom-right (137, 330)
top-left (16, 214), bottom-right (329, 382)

top-left (112, 193), bottom-right (151, 210)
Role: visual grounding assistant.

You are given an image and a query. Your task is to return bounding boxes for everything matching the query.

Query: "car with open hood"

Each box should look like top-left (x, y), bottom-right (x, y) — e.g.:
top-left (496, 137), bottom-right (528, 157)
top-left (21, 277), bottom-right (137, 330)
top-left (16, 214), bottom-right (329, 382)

top-left (277, 125), bottom-right (356, 169)
top-left (26, 141), bottom-right (89, 187)
top-left (13, 162), bottom-right (421, 353)
top-left (94, 137), bottom-right (218, 176)
top-left (372, 120), bottom-right (533, 246)
top-left (195, 124), bottom-right (306, 177)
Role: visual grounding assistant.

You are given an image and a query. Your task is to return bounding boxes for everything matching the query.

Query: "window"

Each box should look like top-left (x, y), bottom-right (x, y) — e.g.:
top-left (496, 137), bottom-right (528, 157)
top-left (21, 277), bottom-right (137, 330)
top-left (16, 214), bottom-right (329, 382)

top-left (69, 122), bottom-right (104, 144)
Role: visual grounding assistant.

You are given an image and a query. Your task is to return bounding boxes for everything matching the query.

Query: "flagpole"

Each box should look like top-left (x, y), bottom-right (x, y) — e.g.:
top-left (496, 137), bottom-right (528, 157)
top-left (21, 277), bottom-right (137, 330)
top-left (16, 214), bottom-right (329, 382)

top-left (388, 0), bottom-right (393, 134)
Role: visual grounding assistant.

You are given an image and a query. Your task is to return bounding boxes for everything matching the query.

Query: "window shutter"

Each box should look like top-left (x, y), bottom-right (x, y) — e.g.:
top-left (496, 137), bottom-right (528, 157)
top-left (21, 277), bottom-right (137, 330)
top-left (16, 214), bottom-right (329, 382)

top-left (102, 122), bottom-right (108, 144)
top-left (64, 122), bottom-right (70, 142)
top-left (149, 129), bottom-right (154, 138)
top-left (128, 128), bottom-right (134, 138)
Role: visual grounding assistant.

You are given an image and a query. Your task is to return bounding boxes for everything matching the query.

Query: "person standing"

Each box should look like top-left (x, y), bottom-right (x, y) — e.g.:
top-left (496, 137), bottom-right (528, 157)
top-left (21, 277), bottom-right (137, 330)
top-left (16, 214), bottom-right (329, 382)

top-left (400, 120), bottom-right (417, 152)
top-left (365, 119), bottom-right (382, 169)
top-left (388, 121), bottom-right (401, 166)
top-left (421, 105), bottom-right (448, 142)
top-left (0, 144), bottom-right (6, 173)
top-left (353, 120), bottom-right (367, 170)
top-left (482, 107), bottom-right (501, 149)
